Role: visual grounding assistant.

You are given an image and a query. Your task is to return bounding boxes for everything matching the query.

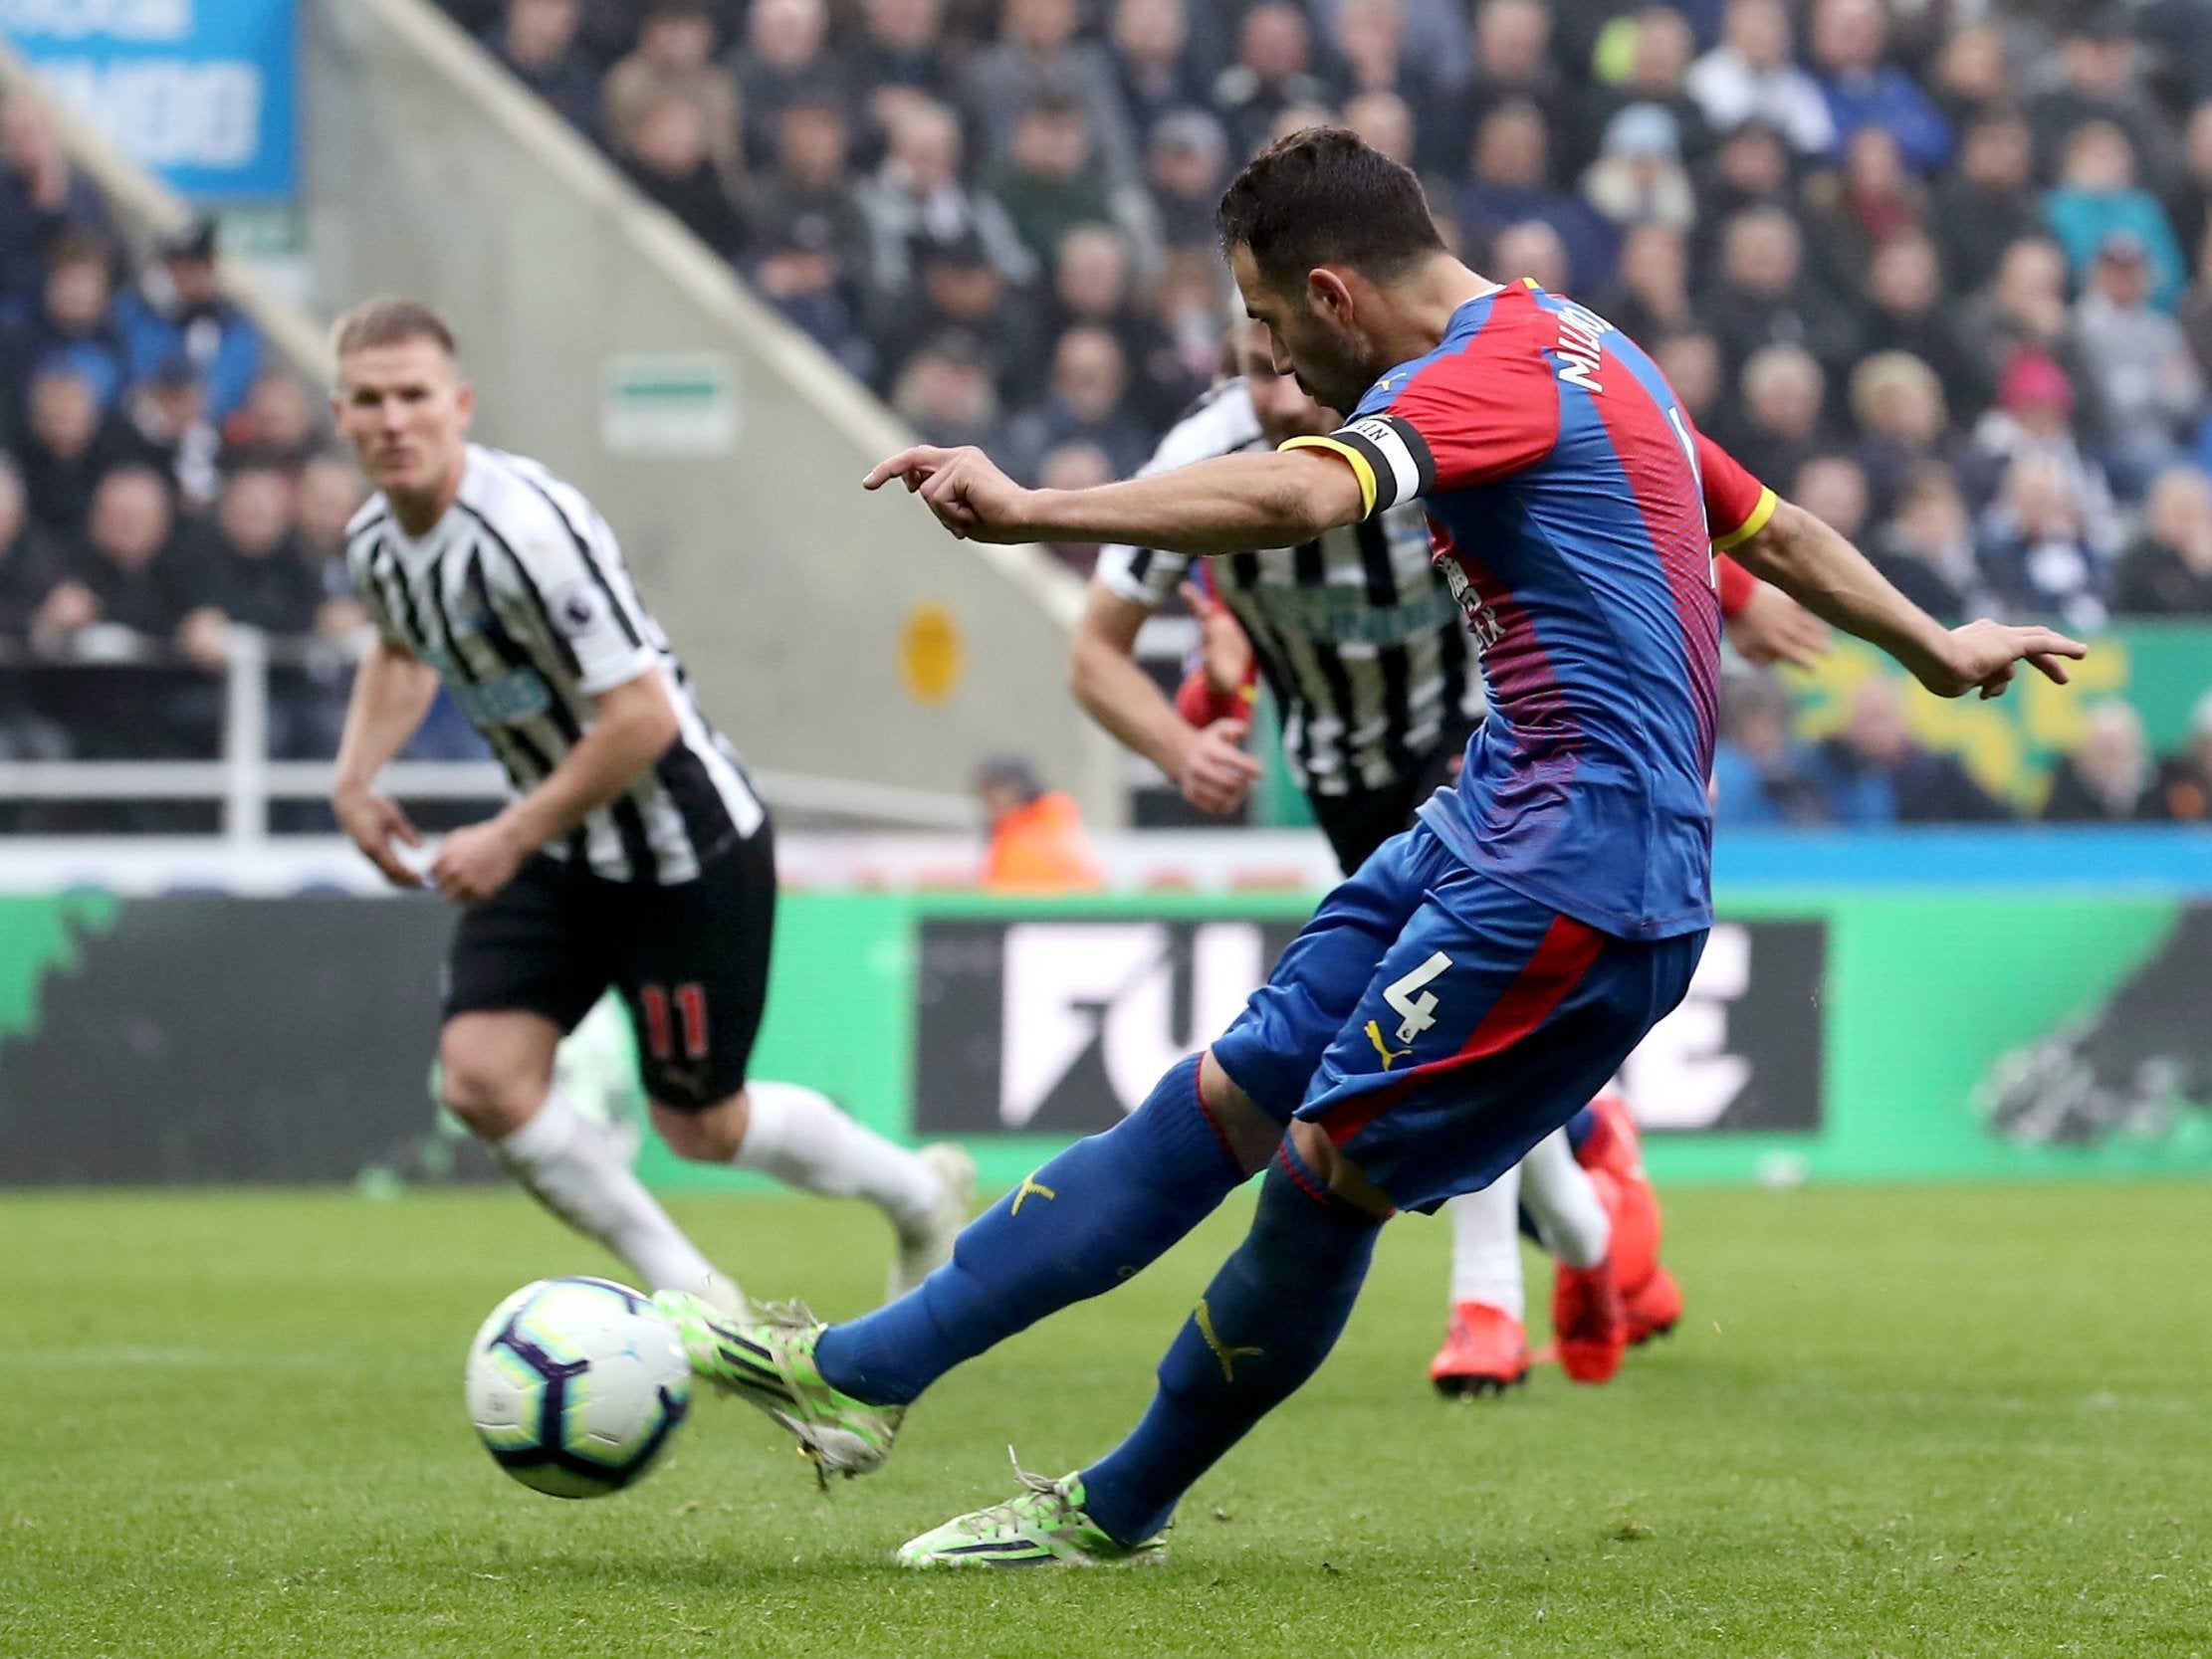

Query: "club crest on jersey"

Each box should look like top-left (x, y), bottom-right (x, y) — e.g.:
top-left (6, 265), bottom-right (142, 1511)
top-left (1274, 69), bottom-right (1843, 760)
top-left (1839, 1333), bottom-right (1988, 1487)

top-left (1551, 299), bottom-right (1613, 395)
top-left (552, 582), bottom-right (601, 636)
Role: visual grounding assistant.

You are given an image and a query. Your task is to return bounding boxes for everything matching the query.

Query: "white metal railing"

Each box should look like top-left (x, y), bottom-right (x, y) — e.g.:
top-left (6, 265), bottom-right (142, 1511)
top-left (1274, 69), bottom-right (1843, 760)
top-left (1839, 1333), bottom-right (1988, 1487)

top-left (0, 629), bottom-right (980, 842)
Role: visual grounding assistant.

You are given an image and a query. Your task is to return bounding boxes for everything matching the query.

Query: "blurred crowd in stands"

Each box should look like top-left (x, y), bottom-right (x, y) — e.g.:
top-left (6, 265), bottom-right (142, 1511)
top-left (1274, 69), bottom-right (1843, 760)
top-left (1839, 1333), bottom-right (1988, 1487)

top-left (8, 0), bottom-right (2212, 830)
top-left (0, 107), bottom-right (363, 797)
top-left (435, 0), bottom-right (2212, 824)
top-left (0, 97), bottom-right (479, 823)
top-left (439, 0), bottom-right (2212, 613)
top-left (1713, 673), bottom-right (2212, 825)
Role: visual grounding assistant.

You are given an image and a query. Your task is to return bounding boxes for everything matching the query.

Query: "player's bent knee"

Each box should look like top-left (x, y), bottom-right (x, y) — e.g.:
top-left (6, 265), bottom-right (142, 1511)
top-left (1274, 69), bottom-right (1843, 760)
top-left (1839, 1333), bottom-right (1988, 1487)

top-left (437, 1017), bottom-right (554, 1140)
top-left (1288, 1119), bottom-right (1395, 1217)
top-left (1286, 1119), bottom-right (1342, 1185)
top-left (1200, 1049), bottom-right (1286, 1176)
top-left (652, 1090), bottom-right (749, 1162)
top-left (438, 1061), bottom-right (536, 1141)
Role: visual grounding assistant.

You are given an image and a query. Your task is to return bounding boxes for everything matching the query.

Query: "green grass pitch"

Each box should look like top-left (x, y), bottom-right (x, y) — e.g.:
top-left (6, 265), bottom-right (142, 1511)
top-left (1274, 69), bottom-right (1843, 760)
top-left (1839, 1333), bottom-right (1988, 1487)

top-left (2, 1181), bottom-right (2206, 1658)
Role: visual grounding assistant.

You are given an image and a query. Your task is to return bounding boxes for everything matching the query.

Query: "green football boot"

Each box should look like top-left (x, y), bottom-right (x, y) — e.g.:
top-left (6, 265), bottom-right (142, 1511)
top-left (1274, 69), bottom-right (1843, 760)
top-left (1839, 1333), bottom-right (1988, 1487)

top-left (651, 1291), bottom-right (902, 1485)
top-left (896, 1462), bottom-right (1168, 1568)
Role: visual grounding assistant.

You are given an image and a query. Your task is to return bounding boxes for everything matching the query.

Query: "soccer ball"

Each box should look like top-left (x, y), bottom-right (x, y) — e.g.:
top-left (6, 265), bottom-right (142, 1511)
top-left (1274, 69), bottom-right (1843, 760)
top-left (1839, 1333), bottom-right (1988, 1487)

top-left (464, 1276), bottom-right (691, 1498)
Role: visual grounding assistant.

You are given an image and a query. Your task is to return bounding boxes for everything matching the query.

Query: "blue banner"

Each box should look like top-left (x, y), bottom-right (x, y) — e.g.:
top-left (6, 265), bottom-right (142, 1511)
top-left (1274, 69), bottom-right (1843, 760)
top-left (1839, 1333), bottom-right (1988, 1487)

top-left (0, 0), bottom-right (295, 200)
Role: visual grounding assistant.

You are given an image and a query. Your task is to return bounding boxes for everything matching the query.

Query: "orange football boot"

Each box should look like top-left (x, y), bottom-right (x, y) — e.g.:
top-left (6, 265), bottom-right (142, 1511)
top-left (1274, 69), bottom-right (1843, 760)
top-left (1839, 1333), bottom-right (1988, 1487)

top-left (1625, 1262), bottom-right (1682, 1346)
top-left (1429, 1302), bottom-right (1530, 1398)
top-left (1550, 1257), bottom-right (1628, 1383)
top-left (1573, 1094), bottom-right (1678, 1344)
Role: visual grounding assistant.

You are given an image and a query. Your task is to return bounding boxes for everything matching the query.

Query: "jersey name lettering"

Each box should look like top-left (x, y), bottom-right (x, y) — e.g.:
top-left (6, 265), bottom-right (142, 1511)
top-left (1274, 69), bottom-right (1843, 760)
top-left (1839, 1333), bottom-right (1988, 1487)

top-left (1552, 300), bottom-right (1611, 395)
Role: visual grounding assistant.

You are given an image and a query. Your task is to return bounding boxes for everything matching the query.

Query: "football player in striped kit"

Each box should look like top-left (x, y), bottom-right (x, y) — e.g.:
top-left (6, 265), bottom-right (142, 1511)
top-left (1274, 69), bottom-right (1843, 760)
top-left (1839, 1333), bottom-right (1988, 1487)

top-left (328, 299), bottom-right (971, 1313)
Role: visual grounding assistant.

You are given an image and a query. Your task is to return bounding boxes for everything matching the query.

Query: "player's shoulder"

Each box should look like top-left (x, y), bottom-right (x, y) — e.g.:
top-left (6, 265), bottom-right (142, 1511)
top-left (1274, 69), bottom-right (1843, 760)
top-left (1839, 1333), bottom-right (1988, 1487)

top-left (460, 447), bottom-right (591, 558)
top-left (1355, 289), bottom-right (1531, 416)
top-left (1336, 296), bottom-right (1495, 418)
top-left (344, 494), bottom-right (391, 552)
top-left (1139, 378), bottom-right (1263, 476)
top-left (463, 446), bottom-right (571, 519)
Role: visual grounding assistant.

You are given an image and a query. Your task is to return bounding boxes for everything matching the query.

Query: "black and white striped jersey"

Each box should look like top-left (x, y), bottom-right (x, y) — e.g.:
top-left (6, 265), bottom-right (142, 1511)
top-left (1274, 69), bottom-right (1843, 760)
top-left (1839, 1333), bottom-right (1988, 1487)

top-left (1095, 380), bottom-right (1486, 797)
top-left (345, 445), bottom-right (765, 885)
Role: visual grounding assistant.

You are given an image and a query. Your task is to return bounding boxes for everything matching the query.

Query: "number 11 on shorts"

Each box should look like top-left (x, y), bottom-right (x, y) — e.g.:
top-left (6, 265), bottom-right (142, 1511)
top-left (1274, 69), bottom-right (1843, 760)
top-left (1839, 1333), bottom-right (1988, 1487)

top-left (638, 982), bottom-right (710, 1062)
top-left (1384, 951), bottom-right (1451, 1045)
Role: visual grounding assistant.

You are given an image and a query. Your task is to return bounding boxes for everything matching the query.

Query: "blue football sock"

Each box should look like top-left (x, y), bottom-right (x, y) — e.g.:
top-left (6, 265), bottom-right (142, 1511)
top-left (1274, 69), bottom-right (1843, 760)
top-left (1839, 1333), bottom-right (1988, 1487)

top-left (1564, 1104), bottom-right (1597, 1154)
top-left (815, 1056), bottom-right (1244, 1406)
top-left (1079, 1145), bottom-right (1384, 1547)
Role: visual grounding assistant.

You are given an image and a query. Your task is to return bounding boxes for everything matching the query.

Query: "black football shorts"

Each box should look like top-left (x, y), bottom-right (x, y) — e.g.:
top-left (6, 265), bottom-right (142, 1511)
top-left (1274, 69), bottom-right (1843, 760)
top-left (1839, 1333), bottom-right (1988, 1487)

top-left (444, 824), bottom-right (776, 1111)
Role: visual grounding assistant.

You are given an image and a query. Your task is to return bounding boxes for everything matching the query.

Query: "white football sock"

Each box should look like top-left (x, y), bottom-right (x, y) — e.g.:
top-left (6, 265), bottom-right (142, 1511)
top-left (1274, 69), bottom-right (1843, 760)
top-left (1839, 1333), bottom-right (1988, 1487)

top-left (1519, 1127), bottom-right (1612, 1269)
top-left (1445, 1161), bottom-right (1526, 1322)
top-left (495, 1091), bottom-right (741, 1308)
top-left (733, 1080), bottom-right (941, 1237)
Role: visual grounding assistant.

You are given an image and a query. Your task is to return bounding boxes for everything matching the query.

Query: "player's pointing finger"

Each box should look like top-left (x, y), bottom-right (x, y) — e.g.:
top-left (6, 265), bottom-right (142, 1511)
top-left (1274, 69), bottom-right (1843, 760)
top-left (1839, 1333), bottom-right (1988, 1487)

top-left (859, 448), bottom-right (916, 490)
top-left (2024, 629), bottom-right (2088, 684)
top-left (862, 446), bottom-right (950, 491)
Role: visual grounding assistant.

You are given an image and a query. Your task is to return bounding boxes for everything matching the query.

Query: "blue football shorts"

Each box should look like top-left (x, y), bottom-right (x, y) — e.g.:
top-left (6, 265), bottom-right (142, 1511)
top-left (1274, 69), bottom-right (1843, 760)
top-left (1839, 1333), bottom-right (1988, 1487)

top-left (1209, 822), bottom-right (1703, 1213)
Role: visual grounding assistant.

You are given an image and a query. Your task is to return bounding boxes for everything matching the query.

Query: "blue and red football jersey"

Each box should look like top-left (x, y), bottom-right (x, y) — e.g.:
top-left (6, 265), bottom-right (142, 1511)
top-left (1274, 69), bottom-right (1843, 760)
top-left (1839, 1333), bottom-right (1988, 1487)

top-left (1285, 282), bottom-right (1762, 939)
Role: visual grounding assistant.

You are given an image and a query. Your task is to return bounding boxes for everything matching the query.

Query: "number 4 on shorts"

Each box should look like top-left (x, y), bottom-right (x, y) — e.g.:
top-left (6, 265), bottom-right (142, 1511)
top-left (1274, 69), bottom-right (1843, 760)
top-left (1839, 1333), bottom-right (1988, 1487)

top-left (1384, 951), bottom-right (1451, 1045)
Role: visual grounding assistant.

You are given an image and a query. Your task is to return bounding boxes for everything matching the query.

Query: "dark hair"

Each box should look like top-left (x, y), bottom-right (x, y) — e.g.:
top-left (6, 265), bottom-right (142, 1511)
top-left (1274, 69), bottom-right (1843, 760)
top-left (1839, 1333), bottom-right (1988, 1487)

top-left (332, 297), bottom-right (458, 360)
top-left (219, 452), bottom-right (293, 486)
top-left (976, 755), bottom-right (1042, 802)
top-left (1216, 126), bottom-right (1443, 288)
top-left (46, 227), bottom-right (111, 274)
top-left (1021, 91), bottom-right (1088, 124)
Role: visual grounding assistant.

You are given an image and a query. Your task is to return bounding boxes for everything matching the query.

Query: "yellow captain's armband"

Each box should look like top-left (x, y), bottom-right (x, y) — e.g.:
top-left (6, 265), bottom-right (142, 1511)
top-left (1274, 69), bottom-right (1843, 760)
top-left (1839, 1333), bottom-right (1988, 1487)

top-left (1712, 486), bottom-right (1779, 551)
top-left (1277, 415), bottom-right (1434, 518)
top-left (1279, 434), bottom-right (1377, 518)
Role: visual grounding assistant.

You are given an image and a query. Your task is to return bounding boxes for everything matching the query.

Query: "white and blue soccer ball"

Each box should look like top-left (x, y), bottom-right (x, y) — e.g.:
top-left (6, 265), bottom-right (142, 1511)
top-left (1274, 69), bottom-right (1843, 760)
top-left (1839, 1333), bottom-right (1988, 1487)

top-left (464, 1276), bottom-right (691, 1499)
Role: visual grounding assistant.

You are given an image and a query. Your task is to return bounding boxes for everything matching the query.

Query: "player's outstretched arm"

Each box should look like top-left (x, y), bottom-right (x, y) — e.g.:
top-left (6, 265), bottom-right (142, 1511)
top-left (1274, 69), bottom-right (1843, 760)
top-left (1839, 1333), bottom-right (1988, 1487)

top-left (1068, 582), bottom-right (1261, 815)
top-left (863, 445), bottom-right (1366, 556)
top-left (332, 637), bottom-right (443, 888)
top-left (1731, 500), bottom-right (2087, 701)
